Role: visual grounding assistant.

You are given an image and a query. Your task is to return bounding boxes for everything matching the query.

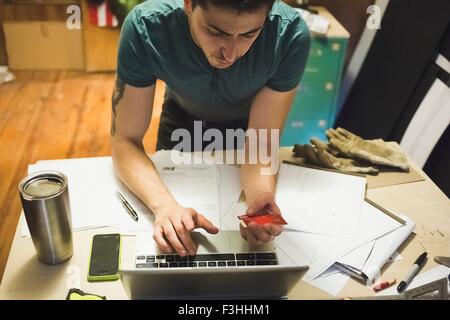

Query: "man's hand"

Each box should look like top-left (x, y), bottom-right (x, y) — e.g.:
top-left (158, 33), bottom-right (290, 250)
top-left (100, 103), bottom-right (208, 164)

top-left (153, 204), bottom-right (219, 256)
top-left (240, 192), bottom-right (283, 244)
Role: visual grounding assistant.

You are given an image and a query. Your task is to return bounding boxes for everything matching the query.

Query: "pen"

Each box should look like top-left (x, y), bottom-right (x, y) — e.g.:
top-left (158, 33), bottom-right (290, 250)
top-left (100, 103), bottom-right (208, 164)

top-left (372, 279), bottom-right (396, 292)
top-left (116, 191), bottom-right (139, 222)
top-left (397, 252), bottom-right (427, 293)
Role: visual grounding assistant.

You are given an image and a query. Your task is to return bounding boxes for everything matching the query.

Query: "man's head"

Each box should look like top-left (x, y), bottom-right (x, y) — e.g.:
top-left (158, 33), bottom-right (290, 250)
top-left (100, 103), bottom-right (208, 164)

top-left (184, 0), bottom-right (275, 69)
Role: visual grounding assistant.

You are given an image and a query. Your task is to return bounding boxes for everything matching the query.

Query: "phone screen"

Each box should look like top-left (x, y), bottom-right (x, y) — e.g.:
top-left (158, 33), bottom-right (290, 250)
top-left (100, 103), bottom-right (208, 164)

top-left (89, 234), bottom-right (120, 277)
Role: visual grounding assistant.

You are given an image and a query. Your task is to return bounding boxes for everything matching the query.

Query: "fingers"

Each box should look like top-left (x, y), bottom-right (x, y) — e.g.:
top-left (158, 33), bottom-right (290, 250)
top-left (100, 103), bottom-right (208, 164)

top-left (310, 137), bottom-right (327, 149)
top-left (241, 222), bottom-right (283, 244)
top-left (325, 129), bottom-right (334, 141)
top-left (315, 150), bottom-right (336, 169)
top-left (328, 137), bottom-right (349, 153)
top-left (264, 224), bottom-right (282, 237)
top-left (163, 223), bottom-right (187, 256)
top-left (326, 128), bottom-right (344, 142)
top-left (303, 144), bottom-right (322, 166)
top-left (336, 127), bottom-right (355, 139)
top-left (239, 223), bottom-right (248, 241)
top-left (243, 225), bottom-right (262, 244)
top-left (311, 139), bottom-right (335, 168)
top-left (182, 214), bottom-right (195, 232)
top-left (327, 143), bottom-right (341, 156)
top-left (360, 166), bottom-right (379, 174)
top-left (153, 226), bottom-right (174, 254)
top-left (310, 138), bottom-right (327, 155)
top-left (174, 219), bottom-right (197, 256)
top-left (154, 207), bottom-right (220, 257)
top-left (293, 143), bottom-right (322, 167)
top-left (249, 223), bottom-right (272, 242)
top-left (267, 201), bottom-right (282, 216)
top-left (293, 144), bottom-right (308, 158)
top-left (246, 191), bottom-right (273, 215)
top-left (195, 214), bottom-right (219, 234)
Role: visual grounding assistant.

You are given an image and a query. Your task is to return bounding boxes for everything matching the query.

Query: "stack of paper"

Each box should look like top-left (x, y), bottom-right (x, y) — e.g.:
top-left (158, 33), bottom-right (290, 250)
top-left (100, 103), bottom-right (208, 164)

top-left (276, 164), bottom-right (367, 239)
top-left (272, 163), bottom-right (415, 296)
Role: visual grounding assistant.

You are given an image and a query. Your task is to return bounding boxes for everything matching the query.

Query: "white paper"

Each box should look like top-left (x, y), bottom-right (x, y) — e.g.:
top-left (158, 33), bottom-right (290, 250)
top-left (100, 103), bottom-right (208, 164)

top-left (274, 232), bottom-right (350, 296)
top-left (273, 232), bottom-right (314, 267)
top-left (156, 164), bottom-right (221, 228)
top-left (389, 251), bottom-right (403, 262)
top-left (217, 164), bottom-right (242, 219)
top-left (337, 241), bottom-right (376, 271)
top-left (361, 216), bottom-right (416, 281)
top-left (279, 201), bottom-right (403, 279)
top-left (305, 268), bottom-right (351, 296)
top-left (221, 201), bottom-right (247, 231)
top-left (276, 163), bottom-right (366, 238)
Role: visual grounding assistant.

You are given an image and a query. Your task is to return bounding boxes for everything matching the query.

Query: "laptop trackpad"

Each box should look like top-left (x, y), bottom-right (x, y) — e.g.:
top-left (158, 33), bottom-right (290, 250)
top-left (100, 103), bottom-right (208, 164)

top-left (192, 231), bottom-right (274, 253)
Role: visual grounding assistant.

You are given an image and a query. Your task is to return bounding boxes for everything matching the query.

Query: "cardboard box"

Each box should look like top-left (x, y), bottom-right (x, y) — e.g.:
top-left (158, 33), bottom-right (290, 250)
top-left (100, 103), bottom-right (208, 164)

top-left (3, 21), bottom-right (84, 70)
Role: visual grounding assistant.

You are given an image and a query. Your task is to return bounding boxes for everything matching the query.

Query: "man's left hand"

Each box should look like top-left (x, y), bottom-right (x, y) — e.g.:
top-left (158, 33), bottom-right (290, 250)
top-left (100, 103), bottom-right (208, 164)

top-left (240, 191), bottom-right (283, 244)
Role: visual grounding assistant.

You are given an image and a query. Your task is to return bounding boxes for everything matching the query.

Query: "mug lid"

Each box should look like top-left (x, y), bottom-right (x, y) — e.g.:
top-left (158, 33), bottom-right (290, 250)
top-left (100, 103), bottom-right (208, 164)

top-left (19, 170), bottom-right (68, 200)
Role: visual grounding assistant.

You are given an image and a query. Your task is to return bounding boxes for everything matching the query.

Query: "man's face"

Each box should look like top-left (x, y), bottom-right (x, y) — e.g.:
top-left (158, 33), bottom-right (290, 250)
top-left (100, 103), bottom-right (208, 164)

top-left (185, 0), bottom-right (268, 69)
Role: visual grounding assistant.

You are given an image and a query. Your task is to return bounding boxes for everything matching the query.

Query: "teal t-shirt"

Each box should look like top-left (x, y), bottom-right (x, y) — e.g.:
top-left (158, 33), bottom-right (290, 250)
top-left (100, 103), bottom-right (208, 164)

top-left (117, 0), bottom-right (310, 121)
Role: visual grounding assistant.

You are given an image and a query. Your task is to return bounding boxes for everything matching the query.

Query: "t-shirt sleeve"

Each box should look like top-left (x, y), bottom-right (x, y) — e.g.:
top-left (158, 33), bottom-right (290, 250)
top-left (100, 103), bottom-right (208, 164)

top-left (117, 8), bottom-right (156, 87)
top-left (266, 15), bottom-right (311, 92)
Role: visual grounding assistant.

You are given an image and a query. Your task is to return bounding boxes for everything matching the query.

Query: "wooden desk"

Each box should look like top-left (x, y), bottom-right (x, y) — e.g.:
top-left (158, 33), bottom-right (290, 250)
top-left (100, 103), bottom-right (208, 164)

top-left (0, 148), bottom-right (449, 299)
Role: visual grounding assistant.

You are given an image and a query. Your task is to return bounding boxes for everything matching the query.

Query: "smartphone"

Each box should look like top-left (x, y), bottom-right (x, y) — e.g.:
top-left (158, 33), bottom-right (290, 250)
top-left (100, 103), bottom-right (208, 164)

top-left (87, 233), bottom-right (121, 282)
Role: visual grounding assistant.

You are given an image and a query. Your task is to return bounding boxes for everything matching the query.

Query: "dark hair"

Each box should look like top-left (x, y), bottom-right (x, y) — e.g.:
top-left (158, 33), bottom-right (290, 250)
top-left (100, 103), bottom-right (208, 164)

top-left (191, 0), bottom-right (276, 13)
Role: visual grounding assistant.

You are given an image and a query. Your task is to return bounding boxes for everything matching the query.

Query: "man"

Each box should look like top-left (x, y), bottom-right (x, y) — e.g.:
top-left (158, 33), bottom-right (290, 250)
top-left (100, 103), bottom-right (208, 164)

top-left (111, 0), bottom-right (310, 256)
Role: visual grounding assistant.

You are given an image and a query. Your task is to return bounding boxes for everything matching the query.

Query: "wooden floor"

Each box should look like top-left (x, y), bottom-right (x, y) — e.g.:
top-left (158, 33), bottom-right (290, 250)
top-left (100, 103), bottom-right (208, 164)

top-left (0, 71), bottom-right (165, 283)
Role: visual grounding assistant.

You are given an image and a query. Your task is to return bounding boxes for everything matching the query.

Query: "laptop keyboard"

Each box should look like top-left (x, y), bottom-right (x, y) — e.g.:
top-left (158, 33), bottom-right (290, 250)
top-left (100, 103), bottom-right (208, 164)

top-left (135, 252), bottom-right (278, 269)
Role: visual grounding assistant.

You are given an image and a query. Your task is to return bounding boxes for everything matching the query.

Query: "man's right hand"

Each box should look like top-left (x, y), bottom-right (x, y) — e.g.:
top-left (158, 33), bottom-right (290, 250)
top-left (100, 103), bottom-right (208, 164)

top-left (153, 204), bottom-right (219, 256)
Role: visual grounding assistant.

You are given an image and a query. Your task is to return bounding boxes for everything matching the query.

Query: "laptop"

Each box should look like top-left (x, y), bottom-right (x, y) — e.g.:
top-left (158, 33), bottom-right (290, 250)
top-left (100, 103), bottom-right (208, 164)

top-left (120, 230), bottom-right (309, 299)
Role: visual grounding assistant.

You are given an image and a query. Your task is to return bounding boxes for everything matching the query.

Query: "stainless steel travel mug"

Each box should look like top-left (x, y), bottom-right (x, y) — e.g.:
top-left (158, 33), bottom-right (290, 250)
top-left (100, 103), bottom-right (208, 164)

top-left (18, 170), bottom-right (73, 265)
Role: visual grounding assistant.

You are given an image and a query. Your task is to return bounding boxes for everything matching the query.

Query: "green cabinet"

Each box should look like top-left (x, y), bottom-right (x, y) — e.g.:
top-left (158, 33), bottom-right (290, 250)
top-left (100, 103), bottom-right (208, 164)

top-left (281, 7), bottom-right (349, 146)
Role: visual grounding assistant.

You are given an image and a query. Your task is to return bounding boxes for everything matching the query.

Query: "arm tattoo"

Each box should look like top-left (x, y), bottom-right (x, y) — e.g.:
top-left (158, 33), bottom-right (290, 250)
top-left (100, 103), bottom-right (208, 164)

top-left (111, 77), bottom-right (126, 136)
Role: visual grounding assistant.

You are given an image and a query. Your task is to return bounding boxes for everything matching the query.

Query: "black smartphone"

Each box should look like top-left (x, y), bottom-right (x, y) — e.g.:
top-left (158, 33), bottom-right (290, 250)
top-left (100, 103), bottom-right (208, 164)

top-left (87, 233), bottom-right (121, 282)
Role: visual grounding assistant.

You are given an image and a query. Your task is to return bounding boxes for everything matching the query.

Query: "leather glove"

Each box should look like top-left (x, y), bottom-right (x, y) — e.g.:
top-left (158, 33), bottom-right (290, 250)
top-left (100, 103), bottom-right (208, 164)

top-left (293, 139), bottom-right (379, 174)
top-left (326, 128), bottom-right (409, 171)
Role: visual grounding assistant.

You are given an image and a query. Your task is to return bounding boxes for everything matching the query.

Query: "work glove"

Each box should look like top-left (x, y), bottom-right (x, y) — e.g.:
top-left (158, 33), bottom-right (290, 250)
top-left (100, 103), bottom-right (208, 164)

top-left (293, 138), bottom-right (379, 174)
top-left (326, 128), bottom-right (409, 171)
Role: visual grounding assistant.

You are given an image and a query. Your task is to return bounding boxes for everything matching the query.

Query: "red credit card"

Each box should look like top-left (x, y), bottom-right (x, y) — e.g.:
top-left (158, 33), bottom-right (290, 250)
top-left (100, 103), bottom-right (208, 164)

top-left (238, 212), bottom-right (288, 226)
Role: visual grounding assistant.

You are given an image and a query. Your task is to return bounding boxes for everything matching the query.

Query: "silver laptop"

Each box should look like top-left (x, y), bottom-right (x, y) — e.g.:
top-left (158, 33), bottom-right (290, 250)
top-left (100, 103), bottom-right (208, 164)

top-left (120, 230), bottom-right (308, 299)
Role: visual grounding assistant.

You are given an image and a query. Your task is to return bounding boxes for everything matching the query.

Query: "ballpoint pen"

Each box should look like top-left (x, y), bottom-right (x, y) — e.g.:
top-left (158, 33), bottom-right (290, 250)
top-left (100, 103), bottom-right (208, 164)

top-left (116, 191), bottom-right (139, 222)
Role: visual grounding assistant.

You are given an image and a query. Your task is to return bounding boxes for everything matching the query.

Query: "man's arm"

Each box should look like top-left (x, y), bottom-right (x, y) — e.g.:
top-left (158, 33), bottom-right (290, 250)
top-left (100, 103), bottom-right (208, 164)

top-left (110, 78), bottom-right (218, 256)
top-left (240, 85), bottom-right (296, 244)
